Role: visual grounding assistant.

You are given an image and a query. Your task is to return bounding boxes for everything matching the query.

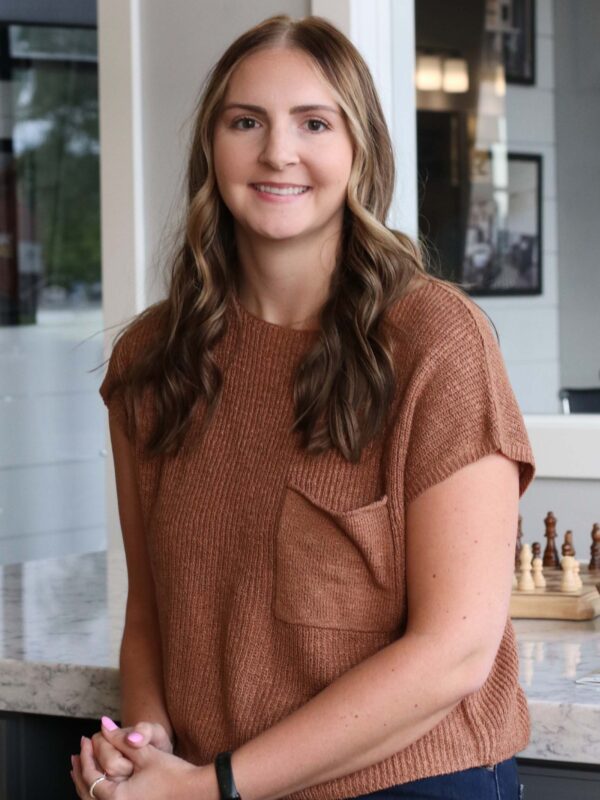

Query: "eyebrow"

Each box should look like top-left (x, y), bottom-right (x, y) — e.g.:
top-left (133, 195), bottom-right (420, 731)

top-left (222, 102), bottom-right (340, 115)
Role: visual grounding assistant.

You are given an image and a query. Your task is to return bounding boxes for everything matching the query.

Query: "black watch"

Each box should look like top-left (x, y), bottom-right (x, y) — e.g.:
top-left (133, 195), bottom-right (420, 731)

top-left (214, 751), bottom-right (242, 800)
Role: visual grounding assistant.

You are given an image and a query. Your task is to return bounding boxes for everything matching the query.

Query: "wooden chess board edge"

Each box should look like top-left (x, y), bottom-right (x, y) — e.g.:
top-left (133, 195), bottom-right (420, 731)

top-left (510, 587), bottom-right (600, 620)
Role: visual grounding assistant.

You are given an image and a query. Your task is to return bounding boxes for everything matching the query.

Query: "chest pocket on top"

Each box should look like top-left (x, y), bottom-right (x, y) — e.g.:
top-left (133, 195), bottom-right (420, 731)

top-left (274, 484), bottom-right (398, 632)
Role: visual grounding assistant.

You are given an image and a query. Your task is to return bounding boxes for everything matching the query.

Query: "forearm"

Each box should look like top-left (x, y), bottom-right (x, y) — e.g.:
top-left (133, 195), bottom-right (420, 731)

top-left (119, 622), bottom-right (174, 741)
top-left (226, 632), bottom-right (486, 800)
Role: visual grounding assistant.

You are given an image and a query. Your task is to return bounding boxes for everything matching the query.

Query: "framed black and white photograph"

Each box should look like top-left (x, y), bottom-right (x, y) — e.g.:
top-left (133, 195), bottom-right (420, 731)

top-left (463, 151), bottom-right (542, 296)
top-left (501, 0), bottom-right (536, 84)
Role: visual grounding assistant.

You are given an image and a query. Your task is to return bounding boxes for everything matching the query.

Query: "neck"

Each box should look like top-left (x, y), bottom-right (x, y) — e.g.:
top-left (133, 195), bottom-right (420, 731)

top-left (233, 226), bottom-right (341, 330)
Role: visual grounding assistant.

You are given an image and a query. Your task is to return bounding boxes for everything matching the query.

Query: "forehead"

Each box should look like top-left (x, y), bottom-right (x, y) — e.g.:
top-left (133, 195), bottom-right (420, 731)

top-left (224, 47), bottom-right (341, 107)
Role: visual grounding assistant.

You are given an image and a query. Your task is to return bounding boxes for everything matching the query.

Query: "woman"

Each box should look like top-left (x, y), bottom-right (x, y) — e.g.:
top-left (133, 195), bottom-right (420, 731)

top-left (72, 14), bottom-right (534, 800)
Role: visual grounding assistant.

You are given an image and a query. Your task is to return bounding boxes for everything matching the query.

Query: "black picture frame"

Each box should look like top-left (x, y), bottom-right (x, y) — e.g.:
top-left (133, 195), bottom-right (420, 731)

top-left (502, 0), bottom-right (536, 85)
top-left (463, 151), bottom-right (542, 297)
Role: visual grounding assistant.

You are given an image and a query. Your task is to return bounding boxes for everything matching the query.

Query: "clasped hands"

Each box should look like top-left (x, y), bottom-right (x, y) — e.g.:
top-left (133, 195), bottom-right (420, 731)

top-left (70, 717), bottom-right (215, 799)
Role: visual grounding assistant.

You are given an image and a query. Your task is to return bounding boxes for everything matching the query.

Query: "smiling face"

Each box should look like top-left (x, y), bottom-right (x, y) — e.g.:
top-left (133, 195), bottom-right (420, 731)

top-left (212, 46), bottom-right (354, 249)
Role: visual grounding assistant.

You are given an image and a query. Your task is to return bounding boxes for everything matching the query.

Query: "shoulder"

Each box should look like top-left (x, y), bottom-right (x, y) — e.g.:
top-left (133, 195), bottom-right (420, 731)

top-left (386, 278), bottom-right (535, 500)
top-left (100, 302), bottom-right (166, 405)
top-left (109, 301), bottom-right (167, 372)
top-left (383, 275), bottom-right (498, 371)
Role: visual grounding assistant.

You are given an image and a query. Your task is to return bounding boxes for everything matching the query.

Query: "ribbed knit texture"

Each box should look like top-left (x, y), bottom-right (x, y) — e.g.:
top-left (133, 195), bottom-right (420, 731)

top-left (99, 278), bottom-right (535, 797)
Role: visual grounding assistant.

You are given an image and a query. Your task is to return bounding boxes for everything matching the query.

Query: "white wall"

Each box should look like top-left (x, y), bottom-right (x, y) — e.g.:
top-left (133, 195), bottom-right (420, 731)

top-left (554, 0), bottom-right (600, 389)
top-left (477, 0), bottom-right (560, 414)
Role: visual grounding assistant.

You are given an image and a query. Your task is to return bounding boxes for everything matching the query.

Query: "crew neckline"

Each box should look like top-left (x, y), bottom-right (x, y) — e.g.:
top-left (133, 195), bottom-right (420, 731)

top-left (230, 291), bottom-right (320, 339)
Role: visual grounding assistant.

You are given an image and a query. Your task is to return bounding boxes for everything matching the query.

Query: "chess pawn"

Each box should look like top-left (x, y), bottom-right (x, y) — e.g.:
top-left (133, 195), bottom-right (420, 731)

top-left (589, 523), bottom-right (600, 571)
top-left (531, 542), bottom-right (545, 588)
top-left (562, 538), bottom-right (580, 589)
top-left (564, 530), bottom-right (575, 558)
top-left (573, 559), bottom-right (583, 590)
top-left (561, 540), bottom-right (574, 558)
top-left (518, 544), bottom-right (535, 591)
top-left (543, 511), bottom-right (560, 568)
top-left (560, 554), bottom-right (577, 592)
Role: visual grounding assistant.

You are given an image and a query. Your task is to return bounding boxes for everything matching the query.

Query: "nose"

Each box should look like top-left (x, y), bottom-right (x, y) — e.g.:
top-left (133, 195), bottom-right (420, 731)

top-left (258, 123), bottom-right (299, 170)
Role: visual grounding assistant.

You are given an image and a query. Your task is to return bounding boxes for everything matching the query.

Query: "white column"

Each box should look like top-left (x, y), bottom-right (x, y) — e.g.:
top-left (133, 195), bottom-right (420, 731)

top-left (98, 0), bottom-right (146, 330)
top-left (388, 0), bottom-right (417, 238)
top-left (98, 0), bottom-right (146, 563)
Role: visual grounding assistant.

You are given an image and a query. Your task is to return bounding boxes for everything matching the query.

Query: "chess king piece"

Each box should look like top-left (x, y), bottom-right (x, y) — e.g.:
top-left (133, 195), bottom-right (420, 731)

top-left (543, 511), bottom-right (560, 568)
top-left (590, 523), bottom-right (600, 571)
top-left (531, 542), bottom-right (546, 588)
top-left (560, 554), bottom-right (577, 592)
top-left (518, 543), bottom-right (535, 591)
top-left (515, 515), bottom-right (523, 571)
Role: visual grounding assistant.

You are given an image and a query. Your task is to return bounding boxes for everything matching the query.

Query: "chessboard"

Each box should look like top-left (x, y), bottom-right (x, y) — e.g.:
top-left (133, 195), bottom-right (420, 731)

top-left (511, 565), bottom-right (600, 620)
top-left (510, 513), bottom-right (600, 621)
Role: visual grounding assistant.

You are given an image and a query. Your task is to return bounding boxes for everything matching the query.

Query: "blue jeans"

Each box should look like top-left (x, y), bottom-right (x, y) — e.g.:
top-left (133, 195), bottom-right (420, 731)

top-left (348, 757), bottom-right (524, 800)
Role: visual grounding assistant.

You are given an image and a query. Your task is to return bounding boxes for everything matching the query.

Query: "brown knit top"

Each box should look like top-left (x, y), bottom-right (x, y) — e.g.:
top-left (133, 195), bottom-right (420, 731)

top-left (99, 277), bottom-right (535, 798)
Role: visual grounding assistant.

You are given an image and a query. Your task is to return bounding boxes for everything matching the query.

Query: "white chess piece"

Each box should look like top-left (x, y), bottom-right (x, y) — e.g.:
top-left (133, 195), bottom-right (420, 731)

top-left (518, 544), bottom-right (535, 591)
top-left (573, 559), bottom-right (583, 590)
top-left (560, 555), bottom-right (577, 592)
top-left (532, 555), bottom-right (546, 588)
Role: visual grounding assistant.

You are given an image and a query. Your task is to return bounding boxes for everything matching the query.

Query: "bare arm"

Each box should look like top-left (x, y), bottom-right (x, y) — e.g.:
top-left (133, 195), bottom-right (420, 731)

top-left (190, 452), bottom-right (519, 800)
top-left (109, 416), bottom-right (174, 741)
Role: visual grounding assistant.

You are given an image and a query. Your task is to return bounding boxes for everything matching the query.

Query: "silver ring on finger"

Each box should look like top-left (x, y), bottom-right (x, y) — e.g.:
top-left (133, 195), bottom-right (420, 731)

top-left (89, 772), bottom-right (107, 798)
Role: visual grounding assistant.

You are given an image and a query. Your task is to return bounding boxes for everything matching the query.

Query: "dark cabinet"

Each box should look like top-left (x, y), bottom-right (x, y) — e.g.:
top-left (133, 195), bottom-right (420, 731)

top-left (0, 711), bottom-right (104, 799)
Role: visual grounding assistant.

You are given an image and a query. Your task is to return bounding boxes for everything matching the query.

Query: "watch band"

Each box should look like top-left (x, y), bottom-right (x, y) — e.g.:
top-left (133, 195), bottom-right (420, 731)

top-left (214, 751), bottom-right (242, 800)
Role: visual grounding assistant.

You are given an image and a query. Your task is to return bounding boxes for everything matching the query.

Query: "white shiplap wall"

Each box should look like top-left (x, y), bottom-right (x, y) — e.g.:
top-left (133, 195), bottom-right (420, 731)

top-left (476, 0), bottom-right (560, 413)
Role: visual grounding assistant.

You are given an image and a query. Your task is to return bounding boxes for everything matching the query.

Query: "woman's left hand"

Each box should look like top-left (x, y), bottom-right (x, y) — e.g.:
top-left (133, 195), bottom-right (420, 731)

top-left (71, 730), bottom-right (213, 799)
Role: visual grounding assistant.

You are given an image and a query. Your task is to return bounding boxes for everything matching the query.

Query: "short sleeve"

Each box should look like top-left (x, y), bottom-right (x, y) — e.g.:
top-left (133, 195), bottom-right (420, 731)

top-left (402, 301), bottom-right (535, 504)
top-left (99, 333), bottom-right (131, 437)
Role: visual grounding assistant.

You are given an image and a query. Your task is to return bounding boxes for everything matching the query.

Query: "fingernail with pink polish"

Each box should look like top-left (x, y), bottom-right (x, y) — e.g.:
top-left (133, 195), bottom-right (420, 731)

top-left (101, 715), bottom-right (119, 730)
top-left (127, 732), bottom-right (144, 743)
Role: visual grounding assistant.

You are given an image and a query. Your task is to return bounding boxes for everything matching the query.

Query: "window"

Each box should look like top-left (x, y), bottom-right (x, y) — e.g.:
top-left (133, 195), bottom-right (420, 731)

top-left (0, 20), bottom-right (105, 563)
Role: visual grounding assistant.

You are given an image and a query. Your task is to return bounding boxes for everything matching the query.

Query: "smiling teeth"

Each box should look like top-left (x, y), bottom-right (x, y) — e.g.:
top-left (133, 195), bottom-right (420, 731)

top-left (254, 184), bottom-right (309, 195)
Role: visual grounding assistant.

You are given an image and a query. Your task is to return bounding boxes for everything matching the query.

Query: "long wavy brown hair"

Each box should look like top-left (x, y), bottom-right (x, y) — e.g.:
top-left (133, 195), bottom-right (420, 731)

top-left (107, 14), bottom-right (430, 463)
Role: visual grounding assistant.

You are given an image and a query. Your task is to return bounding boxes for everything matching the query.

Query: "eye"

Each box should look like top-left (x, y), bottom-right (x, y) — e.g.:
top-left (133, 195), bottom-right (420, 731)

top-left (231, 116), bottom-right (260, 130)
top-left (305, 118), bottom-right (330, 133)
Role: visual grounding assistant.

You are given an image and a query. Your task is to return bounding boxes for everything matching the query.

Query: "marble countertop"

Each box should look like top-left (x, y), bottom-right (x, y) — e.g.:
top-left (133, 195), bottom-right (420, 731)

top-left (1, 551), bottom-right (599, 765)
top-left (0, 549), bottom-right (125, 719)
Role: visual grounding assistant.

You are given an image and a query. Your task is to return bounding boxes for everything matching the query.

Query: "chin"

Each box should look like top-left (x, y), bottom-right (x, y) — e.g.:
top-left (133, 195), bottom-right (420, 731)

top-left (253, 225), bottom-right (309, 241)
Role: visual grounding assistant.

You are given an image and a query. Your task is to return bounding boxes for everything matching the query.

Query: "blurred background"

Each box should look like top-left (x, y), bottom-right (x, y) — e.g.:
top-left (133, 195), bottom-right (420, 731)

top-left (0, 4), bottom-right (103, 565)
